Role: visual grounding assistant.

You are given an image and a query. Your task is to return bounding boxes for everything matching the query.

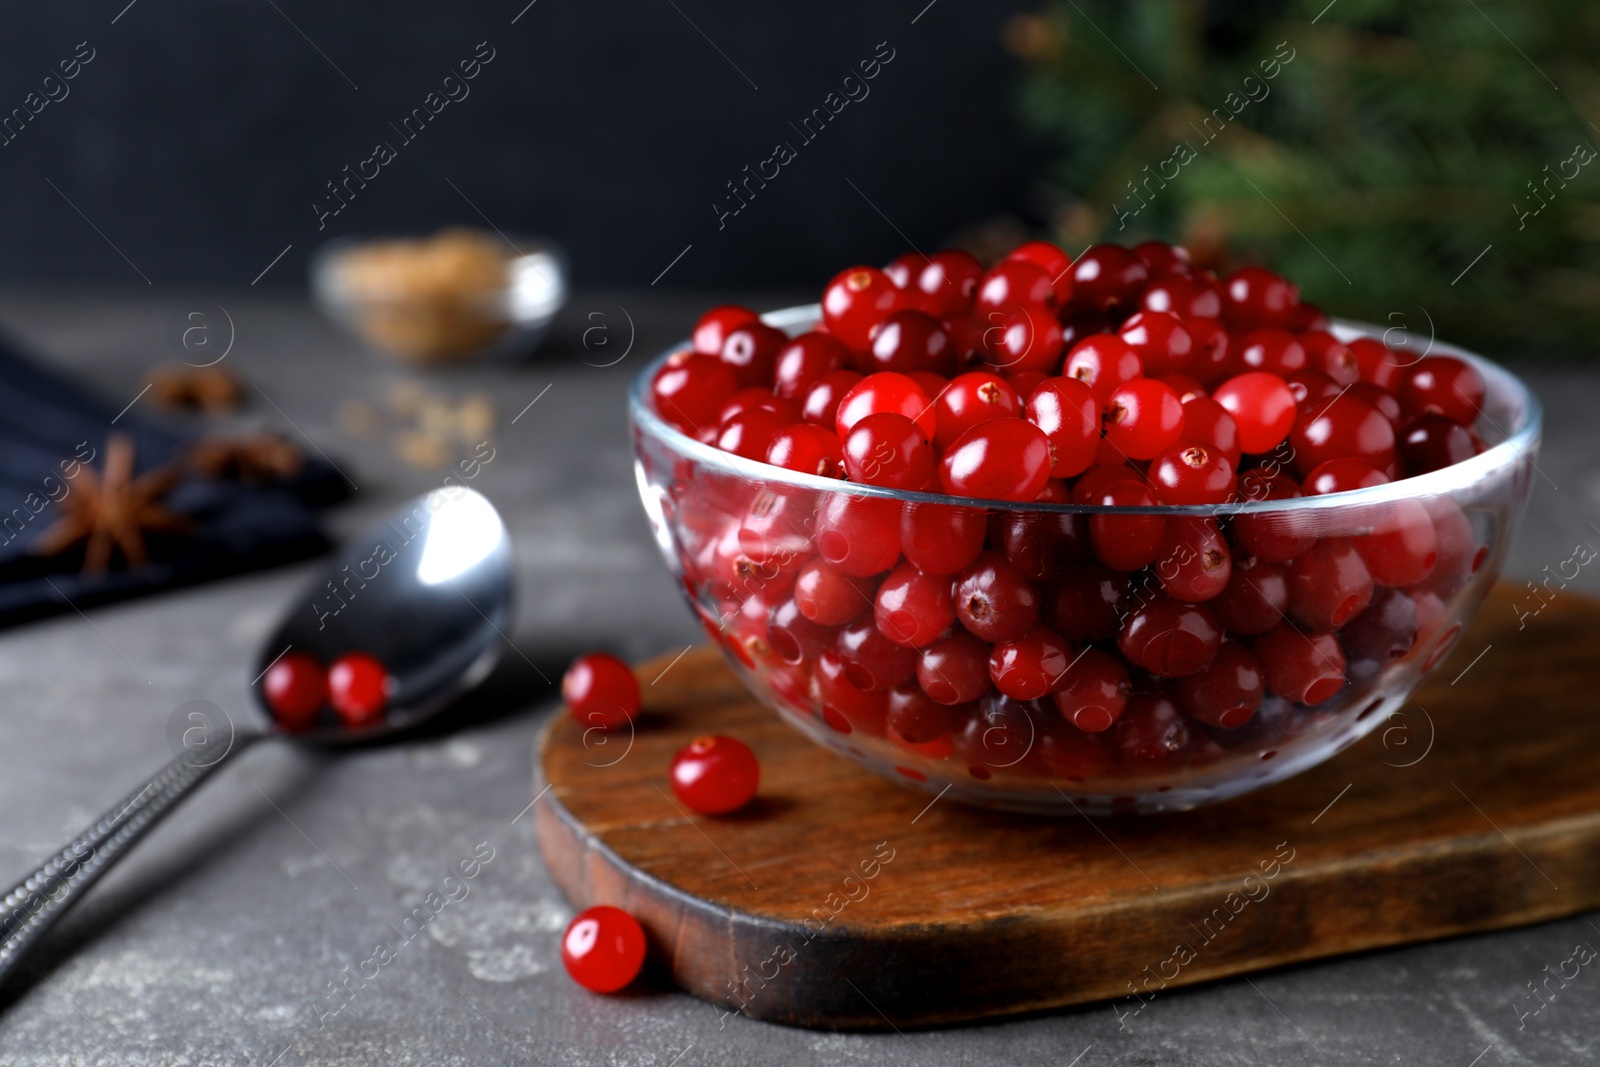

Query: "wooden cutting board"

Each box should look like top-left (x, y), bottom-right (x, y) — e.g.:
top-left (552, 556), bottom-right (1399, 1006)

top-left (533, 583), bottom-right (1600, 1030)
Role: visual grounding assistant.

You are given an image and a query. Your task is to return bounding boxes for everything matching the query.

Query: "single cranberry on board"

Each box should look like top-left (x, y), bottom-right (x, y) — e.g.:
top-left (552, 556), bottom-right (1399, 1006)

top-left (262, 651), bottom-right (326, 731)
top-left (562, 653), bottom-right (640, 730)
top-left (670, 735), bottom-right (760, 815)
top-left (562, 906), bottom-right (647, 994)
top-left (327, 652), bottom-right (391, 728)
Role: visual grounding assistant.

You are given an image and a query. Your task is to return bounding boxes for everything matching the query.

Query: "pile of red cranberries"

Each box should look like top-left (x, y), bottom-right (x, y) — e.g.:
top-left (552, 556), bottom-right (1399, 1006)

top-left (649, 241), bottom-right (1491, 785)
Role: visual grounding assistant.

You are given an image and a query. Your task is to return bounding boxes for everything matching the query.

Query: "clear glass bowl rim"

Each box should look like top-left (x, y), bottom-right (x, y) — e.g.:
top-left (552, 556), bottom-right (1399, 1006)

top-left (628, 303), bottom-right (1542, 516)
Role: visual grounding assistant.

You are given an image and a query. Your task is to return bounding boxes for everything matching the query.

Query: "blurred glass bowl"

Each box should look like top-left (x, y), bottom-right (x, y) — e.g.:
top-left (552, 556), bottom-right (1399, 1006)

top-left (312, 228), bottom-right (567, 366)
top-left (631, 305), bottom-right (1540, 815)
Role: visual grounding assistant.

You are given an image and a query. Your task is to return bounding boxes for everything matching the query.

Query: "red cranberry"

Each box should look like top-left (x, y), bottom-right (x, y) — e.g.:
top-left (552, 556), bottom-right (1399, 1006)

top-left (1347, 337), bottom-right (1403, 391)
top-left (913, 250), bottom-right (985, 316)
top-left (822, 266), bottom-right (899, 352)
top-left (263, 651), bottom-right (326, 731)
top-left (671, 734), bottom-right (760, 814)
top-left (1141, 272), bottom-right (1222, 321)
top-left (955, 551), bottom-right (1040, 643)
top-left (692, 305), bottom-right (760, 356)
top-left (981, 303), bottom-right (1065, 374)
top-left (1063, 334), bottom-right (1143, 406)
top-left (1212, 556), bottom-right (1289, 634)
top-left (793, 556), bottom-right (874, 625)
top-left (717, 322), bottom-right (787, 388)
top-left (1134, 241), bottom-right (1192, 275)
top-left (766, 597), bottom-right (835, 664)
top-left (934, 371), bottom-right (1019, 449)
top-left (1254, 625), bottom-right (1346, 705)
top-left (1119, 311), bottom-right (1194, 377)
top-left (1105, 379), bottom-right (1184, 460)
top-left (1026, 376), bottom-right (1100, 479)
top-left (1007, 369), bottom-right (1050, 402)
top-left (1301, 330), bottom-right (1359, 385)
top-left (976, 259), bottom-right (1056, 313)
top-left (996, 510), bottom-right (1085, 582)
top-left (774, 331), bottom-right (850, 399)
top-left (801, 369), bottom-right (863, 428)
top-left (1046, 563), bottom-right (1127, 642)
top-left (874, 560), bottom-right (956, 648)
top-left (834, 371), bottom-right (937, 441)
top-left (815, 493), bottom-right (902, 577)
top-left (1005, 240), bottom-right (1076, 303)
top-left (917, 630), bottom-right (993, 706)
top-left (1212, 372), bottom-right (1296, 454)
top-left (1150, 442), bottom-right (1235, 506)
top-left (1399, 414), bottom-right (1476, 474)
top-left (562, 653), bottom-right (640, 730)
top-left (1289, 397), bottom-right (1397, 474)
top-left (328, 652), bottom-right (390, 728)
top-left (1071, 244), bottom-right (1148, 313)
top-left (814, 647), bottom-right (889, 735)
top-left (1398, 356), bottom-right (1484, 425)
top-left (1287, 369), bottom-right (1343, 413)
top-left (988, 626), bottom-right (1073, 700)
top-left (766, 424), bottom-right (844, 478)
top-left (1231, 470), bottom-right (1316, 560)
top-left (715, 408), bottom-right (787, 460)
top-left (1348, 382), bottom-right (1403, 428)
top-left (1088, 477), bottom-right (1167, 571)
top-left (1340, 586), bottom-right (1421, 669)
top-left (1162, 374), bottom-right (1208, 403)
top-left (717, 388), bottom-right (798, 427)
top-left (1302, 458), bottom-right (1389, 496)
top-left (1038, 723), bottom-right (1114, 781)
top-left (837, 616), bottom-right (918, 691)
top-left (843, 412), bottom-right (934, 490)
top-left (1154, 517), bottom-right (1232, 601)
top-left (1223, 266), bottom-right (1298, 329)
top-left (887, 682), bottom-right (962, 742)
top-left (1115, 691), bottom-right (1192, 763)
top-left (884, 251), bottom-right (926, 290)
top-left (651, 352), bottom-right (737, 436)
top-left (865, 310), bottom-right (956, 376)
top-left (1180, 397), bottom-right (1241, 467)
top-left (1187, 317), bottom-right (1232, 383)
top-left (1051, 648), bottom-right (1129, 732)
top-left (1118, 595), bottom-right (1221, 677)
top-left (562, 906), bottom-right (647, 993)
top-left (900, 501), bottom-right (987, 576)
top-left (1355, 500), bottom-right (1439, 587)
top-left (1236, 328), bottom-right (1307, 376)
top-left (1175, 642), bottom-right (1264, 729)
top-left (1288, 540), bottom-right (1373, 632)
top-left (940, 419), bottom-right (1052, 503)
top-left (955, 696), bottom-right (1040, 773)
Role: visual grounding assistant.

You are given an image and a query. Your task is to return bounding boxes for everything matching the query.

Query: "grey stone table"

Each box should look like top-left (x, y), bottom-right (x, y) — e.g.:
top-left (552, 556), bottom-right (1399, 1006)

top-left (0, 289), bottom-right (1595, 1067)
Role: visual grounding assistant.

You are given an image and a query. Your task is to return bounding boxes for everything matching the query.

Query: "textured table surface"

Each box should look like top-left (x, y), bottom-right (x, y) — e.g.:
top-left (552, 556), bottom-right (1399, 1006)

top-left (0, 289), bottom-right (1595, 1066)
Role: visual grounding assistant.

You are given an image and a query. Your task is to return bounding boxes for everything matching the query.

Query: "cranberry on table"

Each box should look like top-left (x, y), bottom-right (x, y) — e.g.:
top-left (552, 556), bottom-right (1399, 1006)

top-left (765, 423), bottom-right (844, 478)
top-left (822, 266), bottom-right (899, 352)
top-left (691, 305), bottom-right (760, 356)
top-left (834, 371), bottom-right (937, 441)
top-left (562, 653), bottom-right (641, 730)
top-left (670, 734), bottom-right (761, 815)
top-left (1174, 642), bottom-right (1265, 728)
top-left (327, 652), bottom-right (391, 728)
top-left (1051, 648), bottom-right (1129, 732)
top-left (940, 419), bottom-right (1052, 503)
top-left (262, 651), bottom-right (326, 731)
top-left (774, 331), bottom-right (849, 399)
top-left (562, 905), bottom-right (647, 993)
top-left (843, 412), bottom-right (934, 490)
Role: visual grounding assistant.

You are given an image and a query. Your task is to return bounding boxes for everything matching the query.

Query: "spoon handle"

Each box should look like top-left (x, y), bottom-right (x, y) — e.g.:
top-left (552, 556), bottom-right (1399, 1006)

top-left (0, 733), bottom-right (262, 986)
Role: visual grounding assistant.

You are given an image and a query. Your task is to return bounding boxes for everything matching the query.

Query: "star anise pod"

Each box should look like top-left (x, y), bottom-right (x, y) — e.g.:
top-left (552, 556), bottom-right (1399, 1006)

top-left (32, 434), bottom-right (189, 575)
top-left (187, 433), bottom-right (304, 484)
top-left (145, 364), bottom-right (242, 414)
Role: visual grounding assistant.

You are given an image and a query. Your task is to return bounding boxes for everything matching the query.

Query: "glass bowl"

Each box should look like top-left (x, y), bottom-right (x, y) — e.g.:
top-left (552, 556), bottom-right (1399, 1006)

top-left (630, 305), bottom-right (1540, 814)
top-left (311, 230), bottom-right (567, 366)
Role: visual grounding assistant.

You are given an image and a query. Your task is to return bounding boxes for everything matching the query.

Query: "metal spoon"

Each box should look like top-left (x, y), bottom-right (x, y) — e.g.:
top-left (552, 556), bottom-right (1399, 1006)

top-left (0, 486), bottom-right (514, 985)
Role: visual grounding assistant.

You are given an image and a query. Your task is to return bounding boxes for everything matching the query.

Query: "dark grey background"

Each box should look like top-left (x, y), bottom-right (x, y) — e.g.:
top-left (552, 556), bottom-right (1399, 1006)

top-left (0, 0), bottom-right (1037, 289)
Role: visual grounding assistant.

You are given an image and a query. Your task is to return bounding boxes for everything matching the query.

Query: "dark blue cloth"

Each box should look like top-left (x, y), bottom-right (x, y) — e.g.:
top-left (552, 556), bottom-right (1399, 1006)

top-left (0, 331), bottom-right (346, 626)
